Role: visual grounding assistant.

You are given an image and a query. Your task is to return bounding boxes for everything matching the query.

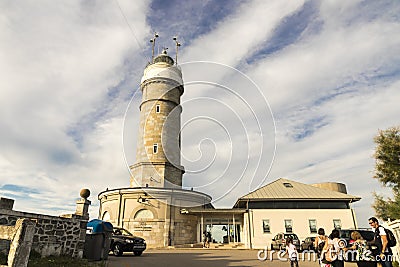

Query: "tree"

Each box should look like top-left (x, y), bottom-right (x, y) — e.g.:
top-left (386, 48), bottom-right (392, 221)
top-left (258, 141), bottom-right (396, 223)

top-left (372, 126), bottom-right (400, 220)
top-left (372, 192), bottom-right (400, 221)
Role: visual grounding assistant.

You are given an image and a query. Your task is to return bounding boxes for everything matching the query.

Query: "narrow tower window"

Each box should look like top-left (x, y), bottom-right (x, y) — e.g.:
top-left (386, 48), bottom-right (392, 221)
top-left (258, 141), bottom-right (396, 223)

top-left (153, 143), bottom-right (158, 154)
top-left (156, 105), bottom-right (160, 113)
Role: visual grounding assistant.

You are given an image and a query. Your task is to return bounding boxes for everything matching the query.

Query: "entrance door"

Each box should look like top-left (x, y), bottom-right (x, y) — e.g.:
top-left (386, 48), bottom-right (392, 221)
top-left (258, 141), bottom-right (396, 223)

top-left (206, 224), bottom-right (241, 243)
top-left (202, 218), bottom-right (242, 244)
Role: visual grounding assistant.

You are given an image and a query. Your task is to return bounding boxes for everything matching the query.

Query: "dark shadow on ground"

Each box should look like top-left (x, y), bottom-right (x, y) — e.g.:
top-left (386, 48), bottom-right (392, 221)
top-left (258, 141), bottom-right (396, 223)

top-left (105, 249), bottom-right (291, 267)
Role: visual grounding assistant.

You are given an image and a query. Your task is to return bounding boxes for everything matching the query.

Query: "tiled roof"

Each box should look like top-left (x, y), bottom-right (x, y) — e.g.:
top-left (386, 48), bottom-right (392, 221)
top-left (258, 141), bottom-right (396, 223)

top-left (238, 178), bottom-right (361, 202)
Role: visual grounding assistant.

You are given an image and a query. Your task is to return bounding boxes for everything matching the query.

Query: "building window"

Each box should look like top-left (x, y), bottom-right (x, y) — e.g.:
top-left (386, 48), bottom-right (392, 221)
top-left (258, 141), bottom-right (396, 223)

top-left (333, 219), bottom-right (342, 229)
top-left (263, 219), bottom-right (270, 233)
top-left (153, 143), bottom-right (158, 154)
top-left (156, 104), bottom-right (160, 113)
top-left (285, 219), bottom-right (293, 233)
top-left (134, 209), bottom-right (154, 220)
top-left (283, 182), bottom-right (293, 188)
top-left (309, 219), bottom-right (317, 233)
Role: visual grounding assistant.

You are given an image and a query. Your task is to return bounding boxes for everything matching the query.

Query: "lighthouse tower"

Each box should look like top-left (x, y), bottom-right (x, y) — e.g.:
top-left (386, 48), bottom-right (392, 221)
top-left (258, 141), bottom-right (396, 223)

top-left (130, 49), bottom-right (184, 188)
top-left (98, 37), bottom-right (211, 248)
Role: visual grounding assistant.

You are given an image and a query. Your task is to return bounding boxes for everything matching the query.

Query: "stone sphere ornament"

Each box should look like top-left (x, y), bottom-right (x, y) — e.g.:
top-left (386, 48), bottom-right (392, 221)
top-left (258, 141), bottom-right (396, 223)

top-left (80, 188), bottom-right (90, 199)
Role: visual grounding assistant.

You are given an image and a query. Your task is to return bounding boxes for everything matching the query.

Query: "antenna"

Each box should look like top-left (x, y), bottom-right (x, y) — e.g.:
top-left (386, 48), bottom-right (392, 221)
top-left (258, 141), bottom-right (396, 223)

top-left (173, 36), bottom-right (181, 65)
top-left (149, 32), bottom-right (159, 62)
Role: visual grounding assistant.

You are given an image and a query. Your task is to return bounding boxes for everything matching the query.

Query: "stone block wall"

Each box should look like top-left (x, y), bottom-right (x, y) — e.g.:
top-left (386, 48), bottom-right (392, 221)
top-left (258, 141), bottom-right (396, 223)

top-left (0, 218), bottom-right (36, 267)
top-left (0, 209), bottom-right (87, 258)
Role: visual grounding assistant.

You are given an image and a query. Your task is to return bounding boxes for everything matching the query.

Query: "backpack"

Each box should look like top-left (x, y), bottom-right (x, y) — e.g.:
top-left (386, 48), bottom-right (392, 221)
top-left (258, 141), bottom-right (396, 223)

top-left (385, 228), bottom-right (397, 247)
top-left (318, 241), bottom-right (325, 252)
top-left (375, 227), bottom-right (397, 248)
top-left (321, 243), bottom-right (337, 263)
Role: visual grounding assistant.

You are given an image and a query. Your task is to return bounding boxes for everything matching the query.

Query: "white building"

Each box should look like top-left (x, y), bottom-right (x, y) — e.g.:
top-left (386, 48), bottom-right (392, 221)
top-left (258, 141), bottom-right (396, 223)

top-left (185, 178), bottom-right (361, 249)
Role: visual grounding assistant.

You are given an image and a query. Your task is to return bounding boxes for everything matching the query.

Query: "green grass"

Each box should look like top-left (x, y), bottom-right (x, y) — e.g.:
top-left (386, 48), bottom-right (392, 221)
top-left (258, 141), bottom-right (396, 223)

top-left (0, 251), bottom-right (106, 267)
top-left (28, 250), bottom-right (106, 267)
top-left (28, 256), bottom-right (106, 267)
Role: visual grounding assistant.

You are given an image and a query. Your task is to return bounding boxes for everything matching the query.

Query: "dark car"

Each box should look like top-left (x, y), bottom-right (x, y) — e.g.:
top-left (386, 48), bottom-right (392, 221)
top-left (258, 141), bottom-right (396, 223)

top-left (300, 236), bottom-right (315, 251)
top-left (338, 229), bottom-right (375, 246)
top-left (271, 233), bottom-right (300, 251)
top-left (110, 227), bottom-right (146, 256)
top-left (338, 229), bottom-right (377, 261)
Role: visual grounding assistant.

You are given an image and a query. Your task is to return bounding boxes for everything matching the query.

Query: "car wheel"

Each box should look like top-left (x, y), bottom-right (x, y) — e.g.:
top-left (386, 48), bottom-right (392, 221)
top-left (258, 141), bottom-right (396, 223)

top-left (113, 243), bottom-right (123, 256)
top-left (134, 251), bottom-right (143, 256)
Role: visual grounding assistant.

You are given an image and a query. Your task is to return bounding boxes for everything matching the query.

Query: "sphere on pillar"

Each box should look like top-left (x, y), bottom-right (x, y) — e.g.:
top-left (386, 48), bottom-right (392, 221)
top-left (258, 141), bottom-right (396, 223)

top-left (80, 188), bottom-right (90, 199)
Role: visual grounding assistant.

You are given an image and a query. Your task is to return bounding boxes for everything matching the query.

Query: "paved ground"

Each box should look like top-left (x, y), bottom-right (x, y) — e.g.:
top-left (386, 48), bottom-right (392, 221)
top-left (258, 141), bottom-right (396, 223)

top-left (105, 249), bottom-right (358, 267)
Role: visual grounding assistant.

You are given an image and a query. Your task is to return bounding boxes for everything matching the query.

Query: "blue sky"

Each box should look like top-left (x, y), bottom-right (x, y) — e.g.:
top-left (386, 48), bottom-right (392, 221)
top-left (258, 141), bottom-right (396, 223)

top-left (1, 0), bottom-right (400, 227)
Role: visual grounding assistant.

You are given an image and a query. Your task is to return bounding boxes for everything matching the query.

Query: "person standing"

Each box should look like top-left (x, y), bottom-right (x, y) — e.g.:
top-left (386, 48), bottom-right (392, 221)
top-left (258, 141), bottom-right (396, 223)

top-left (315, 228), bottom-right (328, 267)
top-left (327, 229), bottom-right (344, 267)
top-left (368, 217), bottom-right (393, 267)
top-left (202, 231), bottom-right (207, 248)
top-left (206, 231), bottom-right (211, 248)
top-left (315, 228), bottom-right (328, 253)
top-left (285, 237), bottom-right (299, 267)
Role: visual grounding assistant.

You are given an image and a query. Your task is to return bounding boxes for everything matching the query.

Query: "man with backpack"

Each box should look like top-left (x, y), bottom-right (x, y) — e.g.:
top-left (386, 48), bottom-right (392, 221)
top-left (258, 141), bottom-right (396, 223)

top-left (368, 217), bottom-right (394, 267)
top-left (314, 228), bottom-right (328, 267)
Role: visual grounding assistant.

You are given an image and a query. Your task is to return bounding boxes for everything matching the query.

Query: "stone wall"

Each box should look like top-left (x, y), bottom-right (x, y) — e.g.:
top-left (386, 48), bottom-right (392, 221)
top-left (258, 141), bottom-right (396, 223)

top-left (0, 218), bottom-right (36, 267)
top-left (0, 209), bottom-right (87, 258)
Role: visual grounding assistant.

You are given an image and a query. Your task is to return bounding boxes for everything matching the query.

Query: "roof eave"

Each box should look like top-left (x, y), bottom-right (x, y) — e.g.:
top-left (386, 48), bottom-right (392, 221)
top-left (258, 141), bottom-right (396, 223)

top-left (238, 197), bottom-right (361, 202)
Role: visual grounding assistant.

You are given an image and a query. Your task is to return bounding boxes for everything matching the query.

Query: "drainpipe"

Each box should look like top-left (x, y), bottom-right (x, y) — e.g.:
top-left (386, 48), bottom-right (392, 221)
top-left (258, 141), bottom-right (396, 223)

top-left (350, 202), bottom-right (358, 228)
top-left (168, 195), bottom-right (173, 246)
top-left (233, 214), bottom-right (236, 244)
top-left (117, 190), bottom-right (122, 226)
top-left (98, 195), bottom-right (102, 219)
top-left (247, 200), bottom-right (252, 249)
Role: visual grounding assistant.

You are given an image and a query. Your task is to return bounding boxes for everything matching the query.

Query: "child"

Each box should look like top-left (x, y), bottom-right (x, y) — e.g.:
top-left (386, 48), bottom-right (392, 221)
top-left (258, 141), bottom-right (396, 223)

top-left (285, 237), bottom-right (299, 267)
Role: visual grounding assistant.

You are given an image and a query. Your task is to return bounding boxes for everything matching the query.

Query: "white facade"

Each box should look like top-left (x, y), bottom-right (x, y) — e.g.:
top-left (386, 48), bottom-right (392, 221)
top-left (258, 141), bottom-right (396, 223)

top-left (383, 220), bottom-right (400, 264)
top-left (187, 178), bottom-right (361, 249)
top-left (246, 208), bottom-right (357, 249)
top-left (231, 178), bottom-right (361, 249)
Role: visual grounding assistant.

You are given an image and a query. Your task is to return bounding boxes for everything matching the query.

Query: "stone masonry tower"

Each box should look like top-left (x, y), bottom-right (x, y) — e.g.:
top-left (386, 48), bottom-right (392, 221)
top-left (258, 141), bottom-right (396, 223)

top-left (98, 38), bottom-right (211, 247)
top-left (130, 49), bottom-right (185, 188)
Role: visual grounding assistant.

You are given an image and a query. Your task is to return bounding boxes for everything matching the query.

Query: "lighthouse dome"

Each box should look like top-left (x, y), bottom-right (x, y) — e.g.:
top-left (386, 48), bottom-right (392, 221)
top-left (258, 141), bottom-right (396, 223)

top-left (153, 52), bottom-right (174, 65)
top-left (141, 51), bottom-right (183, 85)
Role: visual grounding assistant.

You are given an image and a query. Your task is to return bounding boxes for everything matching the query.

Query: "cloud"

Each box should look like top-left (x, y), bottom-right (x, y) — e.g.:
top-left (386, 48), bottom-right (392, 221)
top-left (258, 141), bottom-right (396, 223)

top-left (0, 0), bottom-right (150, 215)
top-left (0, 0), bottom-right (399, 229)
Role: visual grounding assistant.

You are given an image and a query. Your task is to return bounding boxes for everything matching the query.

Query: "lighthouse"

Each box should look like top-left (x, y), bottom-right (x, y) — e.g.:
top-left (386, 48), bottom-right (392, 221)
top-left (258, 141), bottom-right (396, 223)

top-left (130, 48), bottom-right (184, 188)
top-left (98, 36), bottom-right (212, 248)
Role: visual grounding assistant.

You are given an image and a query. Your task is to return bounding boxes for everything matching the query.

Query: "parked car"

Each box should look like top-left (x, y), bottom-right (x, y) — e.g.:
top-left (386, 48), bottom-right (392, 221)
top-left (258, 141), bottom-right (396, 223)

top-left (300, 236), bottom-right (315, 251)
top-left (110, 227), bottom-right (146, 256)
top-left (338, 229), bottom-right (375, 246)
top-left (271, 233), bottom-right (300, 251)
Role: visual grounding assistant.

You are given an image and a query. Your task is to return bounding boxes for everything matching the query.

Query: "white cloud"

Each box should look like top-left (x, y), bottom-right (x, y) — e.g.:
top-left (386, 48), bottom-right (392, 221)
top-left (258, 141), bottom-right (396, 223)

top-left (0, 0), bottom-right (399, 229)
top-left (0, 0), bottom-right (150, 215)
